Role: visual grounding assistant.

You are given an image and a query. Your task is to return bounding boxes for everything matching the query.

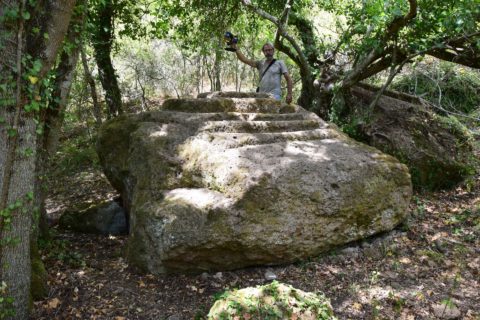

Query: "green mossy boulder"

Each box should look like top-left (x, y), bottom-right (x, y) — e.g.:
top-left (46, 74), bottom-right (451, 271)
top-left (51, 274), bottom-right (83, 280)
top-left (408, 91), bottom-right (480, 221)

top-left (349, 85), bottom-right (476, 190)
top-left (30, 251), bottom-right (48, 301)
top-left (208, 281), bottom-right (337, 320)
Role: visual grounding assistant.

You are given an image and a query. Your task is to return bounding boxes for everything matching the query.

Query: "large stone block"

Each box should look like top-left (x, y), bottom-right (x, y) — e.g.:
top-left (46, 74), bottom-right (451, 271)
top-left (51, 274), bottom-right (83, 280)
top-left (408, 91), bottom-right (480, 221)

top-left (97, 92), bottom-right (412, 273)
top-left (350, 86), bottom-right (476, 190)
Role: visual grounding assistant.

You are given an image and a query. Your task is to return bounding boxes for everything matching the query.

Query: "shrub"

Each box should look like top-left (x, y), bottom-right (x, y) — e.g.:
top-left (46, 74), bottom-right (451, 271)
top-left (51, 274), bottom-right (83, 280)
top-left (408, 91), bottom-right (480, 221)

top-left (391, 61), bottom-right (480, 115)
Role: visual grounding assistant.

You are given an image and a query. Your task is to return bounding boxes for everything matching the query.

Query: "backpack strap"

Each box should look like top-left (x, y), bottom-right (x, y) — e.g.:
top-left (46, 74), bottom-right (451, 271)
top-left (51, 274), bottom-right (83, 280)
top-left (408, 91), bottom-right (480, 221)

top-left (259, 59), bottom-right (276, 82)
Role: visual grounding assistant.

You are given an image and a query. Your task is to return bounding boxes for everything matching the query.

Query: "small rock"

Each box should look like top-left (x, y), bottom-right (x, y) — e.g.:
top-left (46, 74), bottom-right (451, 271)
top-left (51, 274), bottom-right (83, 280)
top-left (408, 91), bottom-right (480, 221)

top-left (167, 314), bottom-right (182, 320)
top-left (383, 271), bottom-right (398, 279)
top-left (363, 246), bottom-right (383, 259)
top-left (434, 239), bottom-right (447, 253)
top-left (213, 272), bottom-right (223, 280)
top-left (361, 241), bottom-right (370, 249)
top-left (200, 272), bottom-right (209, 280)
top-left (59, 199), bottom-right (127, 235)
top-left (432, 302), bottom-right (461, 319)
top-left (427, 260), bottom-right (437, 268)
top-left (341, 246), bottom-right (361, 258)
top-left (264, 269), bottom-right (277, 281)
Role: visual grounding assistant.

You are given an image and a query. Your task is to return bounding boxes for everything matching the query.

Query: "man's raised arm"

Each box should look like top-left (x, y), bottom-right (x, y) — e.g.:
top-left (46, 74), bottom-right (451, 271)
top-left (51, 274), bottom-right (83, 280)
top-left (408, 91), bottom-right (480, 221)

top-left (231, 43), bottom-right (257, 68)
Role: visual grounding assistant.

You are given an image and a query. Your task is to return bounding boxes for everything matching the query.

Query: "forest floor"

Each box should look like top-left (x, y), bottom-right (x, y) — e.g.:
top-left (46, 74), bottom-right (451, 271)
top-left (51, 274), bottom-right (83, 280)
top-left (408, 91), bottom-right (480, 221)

top-left (31, 136), bottom-right (479, 319)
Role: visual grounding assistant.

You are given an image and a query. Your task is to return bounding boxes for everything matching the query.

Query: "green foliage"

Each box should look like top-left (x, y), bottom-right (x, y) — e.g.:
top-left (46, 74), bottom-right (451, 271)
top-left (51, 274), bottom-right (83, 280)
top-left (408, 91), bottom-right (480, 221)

top-left (86, 0), bottom-right (168, 51)
top-left (392, 61), bottom-right (480, 115)
top-left (0, 192), bottom-right (34, 245)
top-left (51, 133), bottom-right (99, 176)
top-left (322, 0), bottom-right (480, 56)
top-left (435, 114), bottom-right (472, 141)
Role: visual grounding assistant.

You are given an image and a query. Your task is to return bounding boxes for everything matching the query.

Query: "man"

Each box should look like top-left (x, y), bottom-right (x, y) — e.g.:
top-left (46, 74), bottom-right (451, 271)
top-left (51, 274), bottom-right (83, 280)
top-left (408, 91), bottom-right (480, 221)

top-left (231, 42), bottom-right (293, 104)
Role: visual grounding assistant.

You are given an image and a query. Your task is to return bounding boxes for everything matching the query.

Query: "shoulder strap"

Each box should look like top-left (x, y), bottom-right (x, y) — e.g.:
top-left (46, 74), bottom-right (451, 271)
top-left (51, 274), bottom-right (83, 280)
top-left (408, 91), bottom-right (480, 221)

top-left (259, 59), bottom-right (276, 81)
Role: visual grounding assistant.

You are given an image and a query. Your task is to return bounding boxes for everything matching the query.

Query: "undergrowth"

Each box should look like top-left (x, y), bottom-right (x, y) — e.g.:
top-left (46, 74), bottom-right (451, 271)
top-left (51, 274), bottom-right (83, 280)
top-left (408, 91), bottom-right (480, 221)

top-left (49, 126), bottom-right (99, 177)
top-left (391, 61), bottom-right (480, 117)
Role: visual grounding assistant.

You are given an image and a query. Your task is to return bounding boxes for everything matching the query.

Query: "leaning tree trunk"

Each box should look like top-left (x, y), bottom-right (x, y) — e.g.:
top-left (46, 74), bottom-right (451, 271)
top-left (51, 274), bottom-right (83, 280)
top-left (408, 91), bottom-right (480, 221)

top-left (37, 0), bottom-right (86, 242)
top-left (44, 0), bottom-right (85, 157)
top-left (0, 1), bottom-right (75, 318)
top-left (80, 46), bottom-right (102, 126)
top-left (91, 0), bottom-right (123, 118)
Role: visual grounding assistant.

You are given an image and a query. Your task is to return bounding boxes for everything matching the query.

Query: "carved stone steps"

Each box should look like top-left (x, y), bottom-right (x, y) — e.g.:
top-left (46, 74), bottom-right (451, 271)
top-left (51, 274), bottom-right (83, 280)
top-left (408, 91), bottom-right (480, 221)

top-left (97, 93), bottom-right (412, 274)
top-left (199, 120), bottom-right (325, 133)
top-left (146, 111), bottom-right (313, 123)
top-left (162, 98), bottom-right (299, 114)
top-left (197, 91), bottom-right (272, 99)
top-left (233, 112), bottom-right (315, 122)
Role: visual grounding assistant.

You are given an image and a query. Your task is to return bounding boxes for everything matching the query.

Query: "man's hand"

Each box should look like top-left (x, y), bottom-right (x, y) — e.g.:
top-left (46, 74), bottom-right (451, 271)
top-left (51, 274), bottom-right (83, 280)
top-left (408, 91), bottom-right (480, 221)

top-left (286, 93), bottom-right (293, 104)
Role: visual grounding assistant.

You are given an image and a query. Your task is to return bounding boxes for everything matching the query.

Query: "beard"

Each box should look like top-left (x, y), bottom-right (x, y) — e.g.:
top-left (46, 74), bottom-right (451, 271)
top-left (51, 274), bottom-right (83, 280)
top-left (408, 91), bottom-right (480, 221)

top-left (265, 52), bottom-right (274, 59)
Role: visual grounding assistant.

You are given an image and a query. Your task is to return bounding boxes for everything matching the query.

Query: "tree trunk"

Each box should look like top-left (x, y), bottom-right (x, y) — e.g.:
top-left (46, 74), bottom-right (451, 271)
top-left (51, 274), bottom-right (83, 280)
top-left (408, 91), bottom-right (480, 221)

top-left (239, 62), bottom-right (247, 92)
top-left (91, 0), bottom-right (123, 118)
top-left (205, 56), bottom-right (214, 91)
top-left (0, 1), bottom-right (75, 318)
top-left (81, 46), bottom-right (102, 126)
top-left (44, 1), bottom-right (85, 157)
top-left (213, 44), bottom-right (222, 91)
top-left (214, 62), bottom-right (222, 91)
top-left (35, 3), bottom-right (83, 275)
top-left (37, 0), bottom-right (85, 242)
top-left (294, 71), bottom-right (330, 118)
top-left (195, 55), bottom-right (201, 94)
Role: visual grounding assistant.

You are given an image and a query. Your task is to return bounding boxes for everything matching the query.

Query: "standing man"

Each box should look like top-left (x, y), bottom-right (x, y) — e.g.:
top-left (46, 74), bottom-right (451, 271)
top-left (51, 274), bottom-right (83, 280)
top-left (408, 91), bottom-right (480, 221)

top-left (231, 42), bottom-right (293, 103)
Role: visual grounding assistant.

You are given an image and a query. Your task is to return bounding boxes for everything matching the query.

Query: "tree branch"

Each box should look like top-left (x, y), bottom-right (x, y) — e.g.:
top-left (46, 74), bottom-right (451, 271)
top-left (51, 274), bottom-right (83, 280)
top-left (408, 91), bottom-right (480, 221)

top-left (342, 49), bottom-right (385, 89)
top-left (240, 0), bottom-right (311, 78)
top-left (342, 0), bottom-right (418, 89)
top-left (426, 32), bottom-right (480, 69)
top-left (386, 0), bottom-right (417, 37)
top-left (274, 0), bottom-right (292, 45)
top-left (368, 44), bottom-right (409, 110)
top-left (358, 49), bottom-right (408, 82)
top-left (275, 39), bottom-right (301, 66)
top-left (289, 12), bottom-right (321, 67)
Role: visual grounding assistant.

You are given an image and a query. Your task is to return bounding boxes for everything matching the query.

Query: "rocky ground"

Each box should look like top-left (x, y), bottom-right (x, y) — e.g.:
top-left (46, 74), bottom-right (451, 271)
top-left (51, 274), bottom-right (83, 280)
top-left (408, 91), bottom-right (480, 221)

top-left (31, 158), bottom-right (479, 319)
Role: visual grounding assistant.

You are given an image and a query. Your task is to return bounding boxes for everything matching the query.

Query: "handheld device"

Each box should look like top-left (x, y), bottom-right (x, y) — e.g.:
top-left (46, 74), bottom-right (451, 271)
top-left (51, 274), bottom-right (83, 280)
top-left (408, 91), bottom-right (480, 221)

top-left (224, 31), bottom-right (238, 52)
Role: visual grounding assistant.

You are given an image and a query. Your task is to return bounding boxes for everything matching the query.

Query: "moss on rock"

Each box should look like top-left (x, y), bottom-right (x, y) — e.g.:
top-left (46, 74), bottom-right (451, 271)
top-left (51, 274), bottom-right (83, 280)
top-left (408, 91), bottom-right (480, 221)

top-left (97, 94), bottom-right (412, 274)
top-left (347, 86), bottom-right (477, 190)
top-left (30, 250), bottom-right (48, 301)
top-left (208, 281), bottom-right (337, 319)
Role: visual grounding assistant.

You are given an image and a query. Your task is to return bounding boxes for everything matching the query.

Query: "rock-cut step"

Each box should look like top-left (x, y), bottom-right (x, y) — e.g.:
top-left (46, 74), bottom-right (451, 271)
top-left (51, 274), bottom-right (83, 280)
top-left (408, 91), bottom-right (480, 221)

top-left (162, 98), bottom-right (299, 114)
top-left (199, 120), bottom-right (325, 133)
top-left (234, 112), bottom-right (315, 122)
top-left (195, 128), bottom-right (341, 149)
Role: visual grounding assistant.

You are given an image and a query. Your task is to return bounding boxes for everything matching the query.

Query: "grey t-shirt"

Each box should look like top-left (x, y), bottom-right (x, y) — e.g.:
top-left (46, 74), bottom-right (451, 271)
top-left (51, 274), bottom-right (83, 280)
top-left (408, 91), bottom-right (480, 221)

top-left (255, 59), bottom-right (288, 98)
